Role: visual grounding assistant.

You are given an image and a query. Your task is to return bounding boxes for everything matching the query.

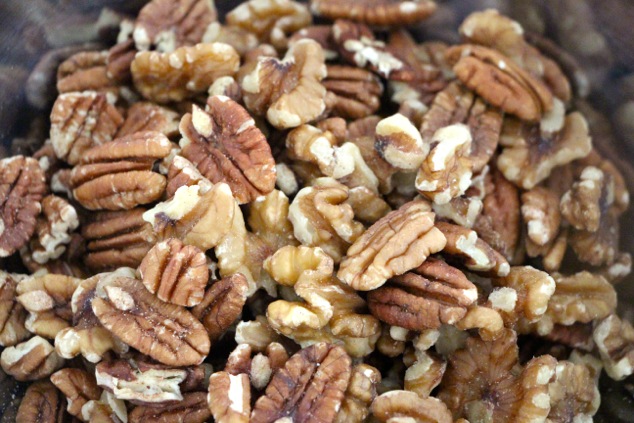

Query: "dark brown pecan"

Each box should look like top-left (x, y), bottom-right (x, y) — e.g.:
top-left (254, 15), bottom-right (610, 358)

top-left (117, 102), bottom-right (180, 138)
top-left (289, 25), bottom-right (338, 59)
top-left (49, 91), bottom-right (124, 165)
top-left (311, 0), bottom-right (436, 26)
top-left (91, 274), bottom-right (210, 366)
top-left (251, 343), bottom-right (352, 423)
top-left (134, 0), bottom-right (217, 52)
top-left (421, 82), bottom-right (502, 173)
top-left (0, 156), bottom-right (47, 257)
top-left (56, 51), bottom-right (117, 94)
top-left (191, 273), bottom-right (248, 344)
top-left (129, 391), bottom-right (211, 423)
top-left (368, 258), bottom-right (478, 330)
top-left (51, 368), bottom-right (101, 419)
top-left (446, 44), bottom-right (553, 122)
top-left (208, 371), bottom-right (251, 422)
top-left (139, 238), bottom-right (209, 307)
top-left (0, 272), bottom-right (30, 347)
top-left (15, 380), bottom-right (63, 423)
top-left (71, 131), bottom-right (172, 210)
top-left (179, 97), bottom-right (276, 204)
top-left (83, 208), bottom-right (156, 271)
top-left (323, 65), bottom-right (382, 119)
top-left (107, 38), bottom-right (136, 83)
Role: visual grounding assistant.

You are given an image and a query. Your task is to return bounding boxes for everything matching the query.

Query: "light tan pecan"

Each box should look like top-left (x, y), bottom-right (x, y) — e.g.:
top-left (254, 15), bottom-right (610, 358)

top-left (593, 314), bottom-right (634, 380)
top-left (0, 156), bottom-right (47, 257)
top-left (49, 91), bottom-right (124, 165)
top-left (81, 391), bottom-right (128, 423)
top-left (421, 82), bottom-right (502, 173)
top-left (129, 392), bottom-right (210, 423)
top-left (547, 361), bottom-right (600, 421)
top-left (0, 272), bottom-right (30, 347)
top-left (131, 43), bottom-right (239, 103)
top-left (27, 195), bottom-right (79, 265)
top-left (179, 97), bottom-right (276, 203)
top-left (117, 102), bottom-right (180, 138)
top-left (133, 0), bottom-right (217, 52)
top-left (226, 0), bottom-right (311, 50)
top-left (323, 65), bottom-right (383, 119)
top-left (16, 380), bottom-right (63, 423)
top-left (368, 258), bottom-right (477, 330)
top-left (311, 0), bottom-right (436, 26)
top-left (521, 187), bottom-right (561, 249)
top-left (1, 336), bottom-right (64, 381)
top-left (202, 23), bottom-right (259, 57)
top-left (339, 200), bottom-right (446, 290)
top-left (446, 44), bottom-right (553, 122)
top-left (251, 343), bottom-right (351, 423)
top-left (164, 155), bottom-right (211, 198)
top-left (56, 51), bottom-right (117, 94)
top-left (208, 75), bottom-right (243, 102)
top-left (375, 113), bottom-right (428, 172)
top-left (371, 391), bottom-right (453, 423)
top-left (51, 368), bottom-right (102, 419)
top-left (241, 39), bottom-right (327, 129)
top-left (91, 273), bottom-right (210, 366)
top-left (335, 364), bottom-right (381, 423)
top-left (71, 131), bottom-right (171, 210)
top-left (192, 273), bottom-right (248, 344)
top-left (208, 371), bottom-right (251, 423)
top-left (138, 238), bottom-right (208, 307)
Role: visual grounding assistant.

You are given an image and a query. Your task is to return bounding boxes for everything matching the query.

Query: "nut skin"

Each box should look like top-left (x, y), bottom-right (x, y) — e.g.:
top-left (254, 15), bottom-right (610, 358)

top-left (91, 274), bottom-right (210, 366)
top-left (15, 380), bottom-right (63, 423)
top-left (70, 131), bottom-right (172, 211)
top-left (129, 391), bottom-right (211, 423)
top-left (49, 91), bottom-right (124, 165)
top-left (191, 273), bottom-right (248, 344)
top-left (51, 368), bottom-right (102, 419)
top-left (338, 200), bottom-right (446, 291)
top-left (323, 65), bottom-right (383, 119)
top-left (208, 371), bottom-right (251, 423)
top-left (251, 342), bottom-right (352, 423)
top-left (0, 156), bottom-right (47, 257)
top-left (139, 238), bottom-right (209, 307)
top-left (311, 0), bottom-right (436, 26)
top-left (179, 97), bottom-right (276, 204)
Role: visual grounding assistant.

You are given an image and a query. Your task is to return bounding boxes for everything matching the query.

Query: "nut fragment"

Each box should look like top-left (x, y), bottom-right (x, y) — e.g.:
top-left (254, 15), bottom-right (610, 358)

top-left (208, 372), bottom-right (251, 423)
top-left (375, 113), bottom-right (428, 172)
top-left (51, 368), bottom-right (102, 419)
top-left (28, 195), bottom-right (79, 265)
top-left (139, 238), bottom-right (208, 307)
top-left (311, 0), bottom-right (437, 26)
top-left (129, 392), bottom-right (211, 423)
top-left (248, 189), bottom-right (298, 252)
top-left (324, 65), bottom-right (383, 119)
top-left (56, 51), bottom-right (117, 94)
top-left (339, 200), bottom-right (446, 291)
top-left (241, 39), bottom-right (327, 129)
top-left (0, 156), bottom-right (47, 257)
top-left (547, 361), bottom-right (600, 421)
top-left (593, 314), bottom-right (634, 380)
top-left (334, 364), bottom-right (380, 423)
top-left (131, 43), bottom-right (239, 103)
top-left (50, 91), bottom-right (124, 165)
top-left (1, 336), bottom-right (64, 381)
top-left (16, 380), bottom-right (63, 423)
top-left (368, 258), bottom-right (478, 330)
top-left (371, 391), bottom-right (453, 423)
top-left (521, 187), bottom-right (561, 248)
top-left (560, 166), bottom-right (606, 232)
top-left (179, 97), bottom-right (276, 203)
top-left (0, 272), bottom-right (30, 347)
top-left (71, 131), bottom-right (171, 210)
top-left (493, 266), bottom-right (555, 324)
top-left (117, 102), bottom-right (180, 138)
top-left (91, 273), bottom-right (210, 366)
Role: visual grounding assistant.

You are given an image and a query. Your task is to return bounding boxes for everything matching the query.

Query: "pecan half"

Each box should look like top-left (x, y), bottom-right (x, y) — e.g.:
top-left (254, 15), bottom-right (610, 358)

top-left (0, 272), bottom-right (30, 347)
top-left (16, 380), bottom-right (63, 423)
top-left (0, 336), bottom-right (64, 381)
top-left (49, 91), bottom-right (124, 165)
top-left (368, 258), bottom-right (477, 330)
top-left (179, 97), bottom-right (276, 203)
top-left (139, 238), bottom-right (209, 307)
top-left (251, 343), bottom-right (351, 423)
top-left (71, 131), bottom-right (171, 210)
top-left (117, 102), bottom-right (180, 138)
top-left (323, 65), bottom-right (383, 119)
top-left (372, 391), bottom-right (453, 423)
top-left (91, 273), bottom-right (210, 366)
top-left (51, 368), bottom-right (102, 419)
top-left (56, 51), bottom-right (117, 94)
top-left (208, 372), bottom-right (251, 423)
top-left (311, 0), bottom-right (436, 26)
top-left (129, 391), bottom-right (211, 423)
top-left (338, 200), bottom-right (446, 291)
top-left (0, 156), bottom-right (47, 257)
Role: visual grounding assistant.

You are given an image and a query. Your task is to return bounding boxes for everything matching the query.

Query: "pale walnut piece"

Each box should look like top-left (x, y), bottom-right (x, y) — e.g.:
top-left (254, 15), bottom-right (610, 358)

top-left (368, 258), bottom-right (478, 330)
top-left (335, 364), bottom-right (381, 423)
top-left (288, 178), bottom-right (365, 263)
top-left (569, 209), bottom-right (620, 267)
top-left (371, 391), bottom-right (453, 423)
top-left (56, 51), bottom-right (118, 94)
top-left (1, 336), bottom-right (64, 381)
top-left (0, 272), bottom-right (30, 347)
top-left (493, 266), bottom-right (555, 324)
top-left (129, 392), bottom-right (210, 423)
top-left (521, 187), bottom-right (561, 248)
top-left (547, 361), bottom-right (600, 421)
top-left (117, 102), bottom-right (180, 138)
top-left (139, 238), bottom-right (209, 307)
top-left (436, 221), bottom-right (510, 277)
top-left (71, 131), bottom-right (171, 210)
top-left (191, 273), bottom-right (248, 344)
top-left (208, 372), bottom-right (251, 423)
top-left (593, 314), bottom-right (634, 380)
top-left (375, 113), bottom-right (428, 172)
top-left (226, 0), bottom-right (311, 50)
top-left (323, 65), bottom-right (383, 119)
top-left (404, 342), bottom-right (447, 398)
top-left (438, 330), bottom-right (557, 422)
top-left (222, 343), bottom-right (290, 390)
top-left (16, 274), bottom-right (81, 339)
top-left (251, 343), bottom-right (351, 423)
top-left (241, 39), bottom-right (327, 129)
top-left (339, 200), bottom-right (446, 290)
top-left (134, 0), bottom-right (217, 52)
top-left (0, 156), bottom-right (47, 257)
top-left (83, 208), bottom-right (157, 271)
top-left (416, 124), bottom-right (473, 205)
top-left (420, 82), bottom-right (503, 173)
top-left (248, 189), bottom-right (298, 252)
top-left (446, 44), bottom-right (553, 122)
top-left (51, 368), bottom-right (102, 419)
top-left (131, 43), bottom-right (239, 103)
top-left (179, 97), bottom-right (276, 203)
top-left (560, 166), bottom-right (607, 232)
top-left (28, 195), bottom-right (79, 265)
top-left (15, 380), bottom-right (63, 423)
top-left (91, 273), bottom-right (210, 366)
top-left (50, 91), bottom-right (124, 165)
top-left (497, 110), bottom-right (592, 190)
top-left (312, 0), bottom-right (436, 26)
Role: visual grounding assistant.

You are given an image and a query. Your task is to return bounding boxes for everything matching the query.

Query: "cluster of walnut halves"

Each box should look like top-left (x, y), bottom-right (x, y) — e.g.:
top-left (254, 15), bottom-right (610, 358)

top-left (2, 0), bottom-right (634, 422)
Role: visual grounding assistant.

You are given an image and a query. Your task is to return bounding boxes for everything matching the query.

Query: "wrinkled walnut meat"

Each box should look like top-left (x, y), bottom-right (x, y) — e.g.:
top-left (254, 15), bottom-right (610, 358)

top-left (311, 0), bottom-right (437, 26)
top-left (28, 195), bottom-right (79, 265)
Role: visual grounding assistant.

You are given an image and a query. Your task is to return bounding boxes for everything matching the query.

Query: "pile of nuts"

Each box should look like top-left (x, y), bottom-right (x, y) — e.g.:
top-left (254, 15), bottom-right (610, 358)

top-left (0, 0), bottom-right (633, 422)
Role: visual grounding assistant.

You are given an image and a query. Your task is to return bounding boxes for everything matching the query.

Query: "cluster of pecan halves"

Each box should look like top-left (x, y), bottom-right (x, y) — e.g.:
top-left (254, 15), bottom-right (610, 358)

top-left (1, 0), bottom-right (633, 422)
